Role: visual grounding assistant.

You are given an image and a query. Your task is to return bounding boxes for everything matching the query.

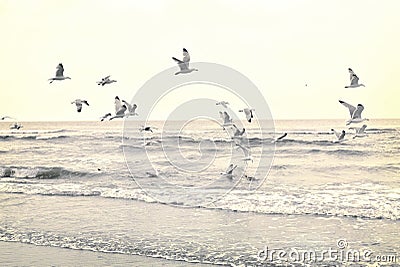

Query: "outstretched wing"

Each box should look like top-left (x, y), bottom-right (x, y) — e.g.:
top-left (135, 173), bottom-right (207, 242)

top-left (358, 124), bottom-right (367, 134)
top-left (350, 74), bottom-right (359, 86)
top-left (338, 131), bottom-right (346, 141)
top-left (116, 105), bottom-right (127, 116)
top-left (172, 57), bottom-right (188, 71)
top-left (115, 97), bottom-right (121, 114)
top-left (352, 104), bottom-right (364, 119)
top-left (55, 63), bottom-right (64, 77)
top-left (339, 100), bottom-right (356, 118)
top-left (331, 129), bottom-right (340, 139)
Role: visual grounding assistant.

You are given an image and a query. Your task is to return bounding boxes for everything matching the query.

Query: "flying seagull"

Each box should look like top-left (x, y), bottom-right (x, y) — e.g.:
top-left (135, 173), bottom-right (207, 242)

top-left (122, 100), bottom-right (138, 116)
top-left (139, 126), bottom-right (155, 133)
top-left (9, 122), bottom-right (23, 130)
top-left (97, 75), bottom-right (117, 86)
top-left (345, 68), bottom-right (365, 88)
top-left (232, 124), bottom-right (246, 137)
top-left (172, 48), bottom-right (198, 75)
top-left (216, 101), bottom-right (229, 108)
top-left (220, 164), bottom-right (237, 179)
top-left (353, 124), bottom-right (368, 139)
top-left (239, 108), bottom-right (255, 123)
top-left (1, 116), bottom-right (15, 120)
top-left (339, 100), bottom-right (369, 125)
top-left (48, 63), bottom-right (71, 84)
top-left (71, 99), bottom-right (89, 112)
top-left (331, 129), bottom-right (346, 142)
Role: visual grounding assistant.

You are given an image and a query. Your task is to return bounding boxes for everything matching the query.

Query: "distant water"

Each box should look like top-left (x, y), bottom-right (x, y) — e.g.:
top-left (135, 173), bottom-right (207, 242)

top-left (0, 119), bottom-right (399, 266)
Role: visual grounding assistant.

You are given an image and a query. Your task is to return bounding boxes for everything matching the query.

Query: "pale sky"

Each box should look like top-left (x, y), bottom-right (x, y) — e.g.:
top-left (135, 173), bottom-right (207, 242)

top-left (1, 0), bottom-right (399, 121)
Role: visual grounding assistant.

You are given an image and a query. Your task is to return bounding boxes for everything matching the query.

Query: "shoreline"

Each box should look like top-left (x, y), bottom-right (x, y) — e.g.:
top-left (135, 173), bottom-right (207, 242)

top-left (0, 241), bottom-right (211, 267)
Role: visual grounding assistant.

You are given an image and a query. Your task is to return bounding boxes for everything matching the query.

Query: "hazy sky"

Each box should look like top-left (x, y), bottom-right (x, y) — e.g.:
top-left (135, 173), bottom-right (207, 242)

top-left (1, 0), bottom-right (399, 121)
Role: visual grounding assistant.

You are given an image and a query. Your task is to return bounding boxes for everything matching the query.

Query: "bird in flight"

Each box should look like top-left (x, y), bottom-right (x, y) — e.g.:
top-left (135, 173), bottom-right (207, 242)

top-left (49, 63), bottom-right (71, 84)
top-left (172, 48), bottom-right (198, 75)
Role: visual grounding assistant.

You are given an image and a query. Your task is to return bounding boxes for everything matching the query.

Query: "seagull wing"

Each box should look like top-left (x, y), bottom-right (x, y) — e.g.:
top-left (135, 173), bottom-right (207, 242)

top-left (55, 63), bottom-right (64, 77)
top-left (277, 133), bottom-right (287, 141)
top-left (350, 74), bottom-right (359, 86)
top-left (115, 98), bottom-right (122, 114)
top-left (331, 129), bottom-right (340, 139)
top-left (122, 100), bottom-right (132, 112)
top-left (339, 100), bottom-right (356, 118)
top-left (358, 124), bottom-right (367, 134)
top-left (338, 131), bottom-right (346, 141)
top-left (172, 57), bottom-right (188, 71)
top-left (352, 104), bottom-right (364, 119)
top-left (244, 109), bottom-right (253, 122)
top-left (116, 105), bottom-right (127, 116)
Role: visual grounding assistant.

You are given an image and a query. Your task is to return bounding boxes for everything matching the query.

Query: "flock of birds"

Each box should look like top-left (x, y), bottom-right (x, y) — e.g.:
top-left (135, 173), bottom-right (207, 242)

top-left (2, 49), bottom-right (370, 182)
top-left (219, 68), bottom-right (370, 180)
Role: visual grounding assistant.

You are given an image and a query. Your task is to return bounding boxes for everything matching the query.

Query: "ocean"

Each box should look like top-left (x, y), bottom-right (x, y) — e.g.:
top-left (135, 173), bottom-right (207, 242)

top-left (0, 119), bottom-right (399, 266)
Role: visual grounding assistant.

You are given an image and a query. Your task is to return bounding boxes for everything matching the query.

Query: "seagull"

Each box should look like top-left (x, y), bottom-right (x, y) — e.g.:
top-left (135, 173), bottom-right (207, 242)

top-left (331, 129), bottom-right (346, 142)
top-left (235, 142), bottom-right (253, 162)
top-left (100, 113), bottom-right (111, 121)
top-left (216, 101), bottom-right (229, 108)
top-left (122, 100), bottom-right (138, 116)
top-left (239, 108), bottom-right (255, 123)
top-left (172, 48), bottom-right (198, 75)
top-left (232, 124), bottom-right (246, 137)
top-left (1, 116), bottom-right (15, 120)
top-left (339, 100), bottom-right (369, 125)
top-left (139, 126), bottom-right (155, 133)
top-left (345, 68), bottom-right (365, 88)
top-left (220, 164), bottom-right (237, 179)
top-left (272, 133), bottom-right (288, 143)
top-left (219, 111), bottom-right (233, 127)
top-left (109, 105), bottom-right (127, 120)
top-left (71, 99), bottom-right (89, 113)
top-left (48, 63), bottom-right (71, 84)
top-left (353, 124), bottom-right (368, 139)
top-left (244, 174), bottom-right (257, 182)
top-left (114, 96), bottom-right (122, 114)
top-left (97, 75), bottom-right (117, 86)
top-left (9, 122), bottom-right (23, 130)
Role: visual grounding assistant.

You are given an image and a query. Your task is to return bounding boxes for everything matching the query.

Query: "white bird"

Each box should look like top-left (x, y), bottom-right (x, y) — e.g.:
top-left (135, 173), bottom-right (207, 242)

top-left (353, 124), bottom-right (368, 139)
top-left (345, 68), bottom-right (365, 88)
top-left (272, 132), bottom-right (288, 143)
top-left (235, 142), bottom-right (253, 162)
top-left (97, 75), bottom-right (117, 86)
top-left (331, 129), bottom-right (346, 142)
top-left (9, 122), bottom-right (23, 130)
top-left (139, 126), bottom-right (155, 133)
top-left (71, 99), bottom-right (89, 113)
top-left (219, 111), bottom-right (233, 127)
top-left (172, 48), bottom-right (198, 75)
top-left (244, 174), bottom-right (257, 182)
top-left (122, 100), bottom-right (138, 116)
top-left (100, 113), bottom-right (111, 121)
top-left (232, 124), bottom-right (246, 137)
top-left (1, 116), bottom-right (15, 120)
top-left (216, 101), bottom-right (229, 108)
top-left (239, 108), bottom-right (255, 123)
top-left (339, 100), bottom-right (369, 125)
top-left (220, 164), bottom-right (237, 179)
top-left (48, 63), bottom-right (71, 84)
